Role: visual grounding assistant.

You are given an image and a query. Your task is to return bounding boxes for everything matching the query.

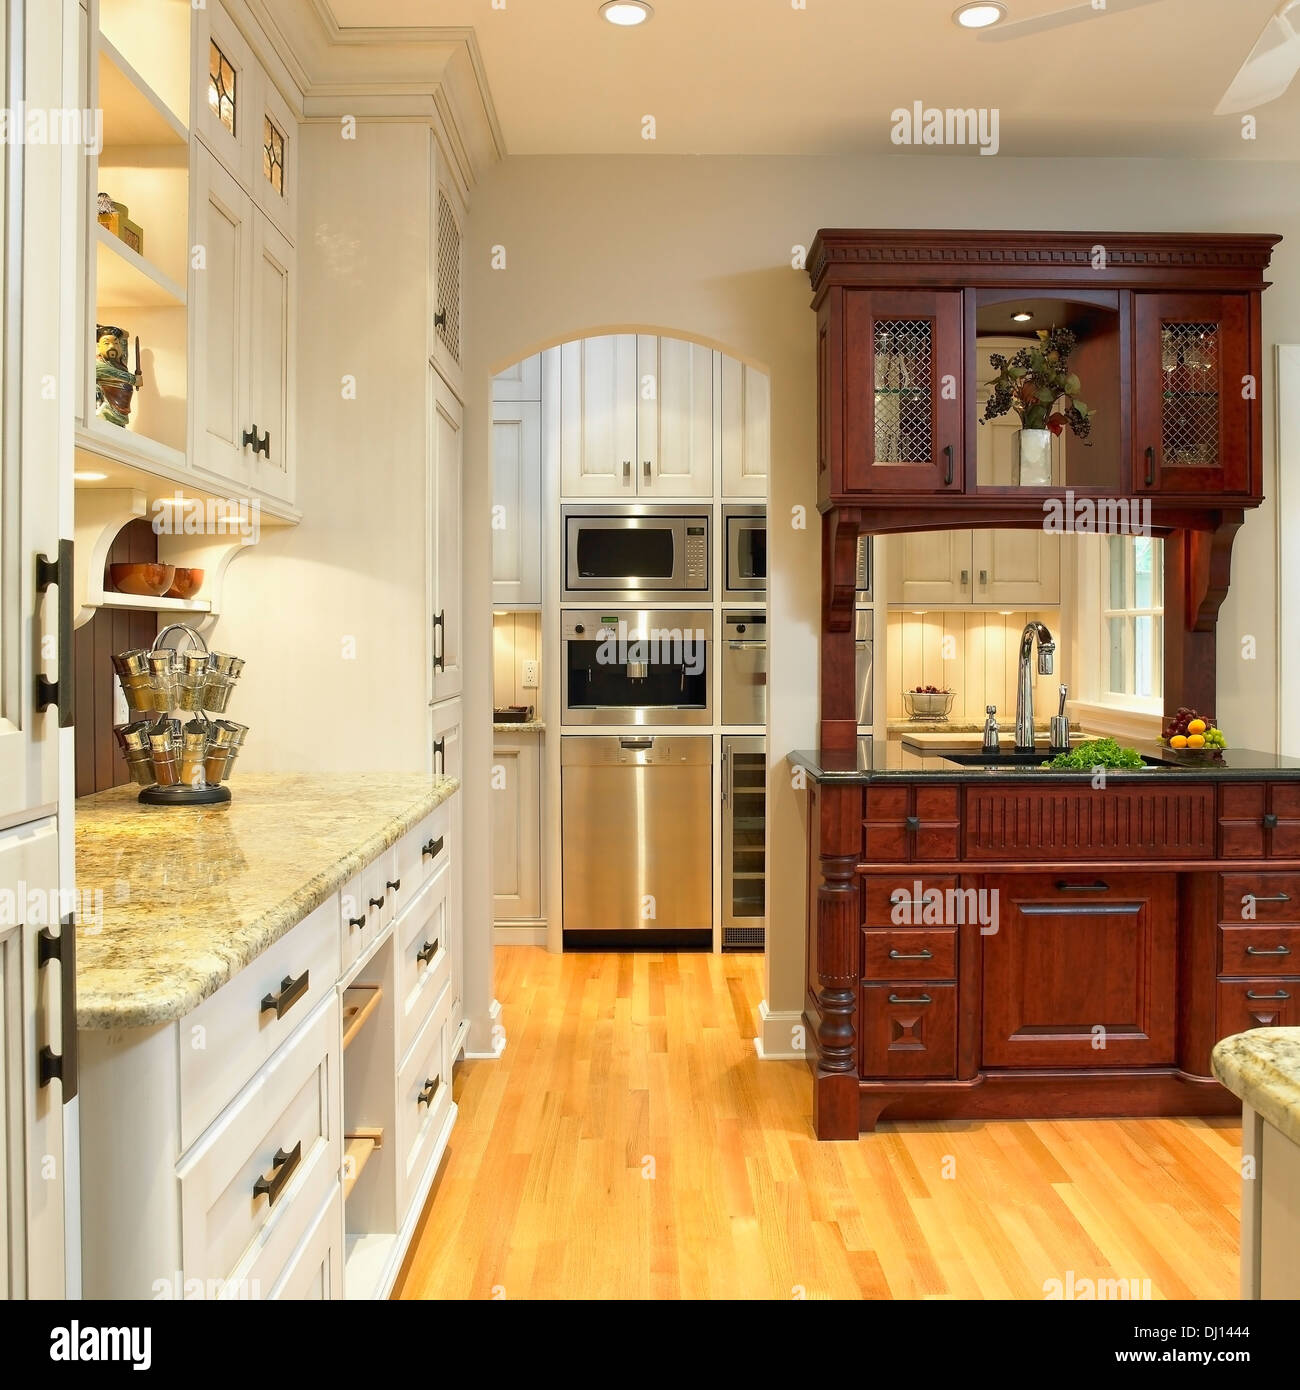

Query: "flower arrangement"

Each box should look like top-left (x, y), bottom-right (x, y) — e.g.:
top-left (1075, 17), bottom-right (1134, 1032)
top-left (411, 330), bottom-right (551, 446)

top-left (981, 326), bottom-right (1094, 439)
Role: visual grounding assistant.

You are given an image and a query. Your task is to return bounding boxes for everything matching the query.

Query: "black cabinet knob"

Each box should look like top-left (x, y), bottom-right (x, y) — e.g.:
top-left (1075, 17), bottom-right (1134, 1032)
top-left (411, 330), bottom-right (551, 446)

top-left (1264, 813), bottom-right (1279, 829)
top-left (369, 895), bottom-right (385, 910)
top-left (905, 815), bottom-right (921, 832)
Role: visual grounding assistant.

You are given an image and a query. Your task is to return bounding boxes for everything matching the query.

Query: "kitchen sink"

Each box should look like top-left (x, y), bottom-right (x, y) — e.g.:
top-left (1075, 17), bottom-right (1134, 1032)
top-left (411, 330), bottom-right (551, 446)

top-left (941, 750), bottom-right (1166, 769)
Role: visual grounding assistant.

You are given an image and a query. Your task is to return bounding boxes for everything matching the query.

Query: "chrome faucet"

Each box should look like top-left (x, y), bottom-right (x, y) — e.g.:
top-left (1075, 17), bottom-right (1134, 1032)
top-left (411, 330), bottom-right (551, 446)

top-left (1015, 621), bottom-right (1056, 751)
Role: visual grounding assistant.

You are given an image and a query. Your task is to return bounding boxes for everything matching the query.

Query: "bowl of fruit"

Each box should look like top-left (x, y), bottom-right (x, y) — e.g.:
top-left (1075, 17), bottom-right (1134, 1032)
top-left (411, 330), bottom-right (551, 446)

top-left (903, 685), bottom-right (957, 721)
top-left (1161, 707), bottom-right (1227, 760)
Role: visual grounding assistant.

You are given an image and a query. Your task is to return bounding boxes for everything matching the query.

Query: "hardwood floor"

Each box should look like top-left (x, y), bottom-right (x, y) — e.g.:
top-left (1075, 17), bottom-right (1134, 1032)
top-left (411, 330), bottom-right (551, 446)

top-left (395, 948), bottom-right (1242, 1300)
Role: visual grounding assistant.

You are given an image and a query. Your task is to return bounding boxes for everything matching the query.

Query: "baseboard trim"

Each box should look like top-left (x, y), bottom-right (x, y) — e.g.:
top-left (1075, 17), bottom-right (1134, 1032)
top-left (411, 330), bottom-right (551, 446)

top-left (754, 1001), bottom-right (808, 1060)
top-left (493, 922), bottom-right (547, 946)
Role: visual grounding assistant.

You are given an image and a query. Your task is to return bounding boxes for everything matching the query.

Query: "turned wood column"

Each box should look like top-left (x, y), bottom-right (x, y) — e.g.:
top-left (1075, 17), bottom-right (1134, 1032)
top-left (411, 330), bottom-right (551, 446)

top-left (812, 782), bottom-right (862, 1140)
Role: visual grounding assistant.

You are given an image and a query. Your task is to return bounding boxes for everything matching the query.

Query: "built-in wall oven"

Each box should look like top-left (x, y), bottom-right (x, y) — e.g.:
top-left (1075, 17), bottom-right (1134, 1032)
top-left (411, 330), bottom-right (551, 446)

top-left (722, 611), bottom-right (766, 726)
top-left (562, 504), bottom-right (710, 604)
top-left (723, 505), bottom-right (765, 599)
top-left (561, 609), bottom-right (713, 727)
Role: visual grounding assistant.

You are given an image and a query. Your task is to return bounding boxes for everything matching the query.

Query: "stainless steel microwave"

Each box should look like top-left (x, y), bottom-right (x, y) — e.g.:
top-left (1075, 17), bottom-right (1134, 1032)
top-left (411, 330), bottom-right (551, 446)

top-left (562, 504), bottom-right (710, 604)
top-left (723, 504), bottom-right (765, 599)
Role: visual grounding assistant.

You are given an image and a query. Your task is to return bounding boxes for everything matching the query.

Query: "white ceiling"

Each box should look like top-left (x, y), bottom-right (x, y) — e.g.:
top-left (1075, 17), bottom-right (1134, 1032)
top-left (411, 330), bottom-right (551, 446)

top-left (311, 0), bottom-right (1300, 159)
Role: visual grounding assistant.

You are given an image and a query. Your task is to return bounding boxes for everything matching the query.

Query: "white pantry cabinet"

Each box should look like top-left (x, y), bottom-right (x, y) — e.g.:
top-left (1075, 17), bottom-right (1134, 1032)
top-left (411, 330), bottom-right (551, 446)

top-left (889, 529), bottom-right (1060, 608)
top-left (430, 369), bottom-right (464, 703)
top-left (491, 397), bottom-right (542, 606)
top-left (560, 334), bottom-right (638, 497)
top-left (721, 355), bottom-right (770, 498)
top-left (492, 733), bottom-right (542, 922)
top-left (636, 335), bottom-right (715, 497)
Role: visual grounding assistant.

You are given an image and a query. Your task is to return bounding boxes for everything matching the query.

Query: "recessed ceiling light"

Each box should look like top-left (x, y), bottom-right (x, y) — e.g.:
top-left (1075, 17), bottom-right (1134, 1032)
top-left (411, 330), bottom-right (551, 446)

top-left (953, 2), bottom-right (1006, 28)
top-left (600, 1), bottom-right (653, 25)
top-left (74, 470), bottom-right (107, 481)
top-left (1011, 311), bottom-right (1033, 322)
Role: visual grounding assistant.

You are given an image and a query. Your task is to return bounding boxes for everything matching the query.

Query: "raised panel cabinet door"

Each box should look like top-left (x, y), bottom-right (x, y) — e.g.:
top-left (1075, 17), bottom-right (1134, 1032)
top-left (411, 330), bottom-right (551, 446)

top-left (194, 0), bottom-right (259, 190)
top-left (491, 400), bottom-right (542, 606)
top-left (981, 874), bottom-right (1178, 1068)
top-left (1133, 292), bottom-right (1252, 496)
top-left (559, 335), bottom-right (638, 497)
top-left (430, 372), bottom-right (463, 703)
top-left (430, 698), bottom-right (462, 781)
top-left (970, 529), bottom-right (1060, 606)
top-left (492, 353), bottom-right (542, 402)
top-left (249, 214), bottom-right (294, 503)
top-left (492, 738), bottom-right (541, 921)
top-left (843, 290), bottom-right (964, 493)
top-left (721, 355), bottom-right (770, 498)
top-left (191, 146), bottom-right (252, 486)
top-left (888, 530), bottom-right (972, 605)
top-left (637, 336), bottom-right (715, 497)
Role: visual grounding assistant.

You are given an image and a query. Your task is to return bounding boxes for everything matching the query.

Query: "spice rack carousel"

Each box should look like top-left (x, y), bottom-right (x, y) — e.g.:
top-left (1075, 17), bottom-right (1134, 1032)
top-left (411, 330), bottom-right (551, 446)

top-left (112, 623), bottom-right (249, 806)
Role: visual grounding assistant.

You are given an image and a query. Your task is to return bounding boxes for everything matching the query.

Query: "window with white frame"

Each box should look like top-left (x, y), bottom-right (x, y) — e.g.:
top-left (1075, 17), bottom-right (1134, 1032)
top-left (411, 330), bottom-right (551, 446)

top-left (1103, 535), bottom-right (1163, 702)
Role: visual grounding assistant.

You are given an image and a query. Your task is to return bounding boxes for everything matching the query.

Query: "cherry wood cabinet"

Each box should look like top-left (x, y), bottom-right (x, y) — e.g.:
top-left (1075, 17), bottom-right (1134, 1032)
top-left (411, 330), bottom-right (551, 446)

top-left (981, 874), bottom-right (1177, 1069)
top-left (1218, 783), bottom-right (1300, 858)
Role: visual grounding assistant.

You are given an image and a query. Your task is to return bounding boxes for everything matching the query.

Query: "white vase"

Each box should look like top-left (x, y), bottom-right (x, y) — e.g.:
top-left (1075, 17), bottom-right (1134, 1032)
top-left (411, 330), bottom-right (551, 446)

top-left (1015, 427), bottom-right (1053, 486)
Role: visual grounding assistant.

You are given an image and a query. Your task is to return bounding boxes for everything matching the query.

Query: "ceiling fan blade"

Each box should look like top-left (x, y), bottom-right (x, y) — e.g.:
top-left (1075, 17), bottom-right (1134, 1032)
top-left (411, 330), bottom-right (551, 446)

top-left (1214, 1), bottom-right (1300, 113)
top-left (977, 0), bottom-right (1167, 43)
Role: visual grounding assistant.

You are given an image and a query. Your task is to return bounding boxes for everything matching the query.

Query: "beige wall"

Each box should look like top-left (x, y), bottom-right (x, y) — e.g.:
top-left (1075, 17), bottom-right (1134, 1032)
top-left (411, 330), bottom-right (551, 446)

top-left (492, 611), bottom-right (542, 710)
top-left (462, 153), bottom-right (1298, 1023)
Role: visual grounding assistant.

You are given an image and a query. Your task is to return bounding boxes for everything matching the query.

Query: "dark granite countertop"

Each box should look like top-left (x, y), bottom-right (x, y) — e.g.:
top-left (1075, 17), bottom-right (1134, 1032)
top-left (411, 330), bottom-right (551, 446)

top-left (791, 738), bottom-right (1300, 784)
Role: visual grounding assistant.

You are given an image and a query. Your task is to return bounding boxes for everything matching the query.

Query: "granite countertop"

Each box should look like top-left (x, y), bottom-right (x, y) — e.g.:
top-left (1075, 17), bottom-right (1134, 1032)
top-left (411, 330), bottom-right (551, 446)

top-left (1213, 1029), bottom-right (1300, 1147)
top-left (493, 720), bottom-right (546, 733)
top-left (75, 772), bottom-right (459, 1030)
top-left (885, 719), bottom-right (1059, 735)
top-left (790, 739), bottom-right (1300, 784)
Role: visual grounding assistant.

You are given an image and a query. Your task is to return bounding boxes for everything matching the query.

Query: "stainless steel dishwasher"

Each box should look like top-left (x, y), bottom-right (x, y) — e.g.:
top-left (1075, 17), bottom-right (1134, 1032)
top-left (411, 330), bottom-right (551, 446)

top-left (561, 735), bottom-right (712, 947)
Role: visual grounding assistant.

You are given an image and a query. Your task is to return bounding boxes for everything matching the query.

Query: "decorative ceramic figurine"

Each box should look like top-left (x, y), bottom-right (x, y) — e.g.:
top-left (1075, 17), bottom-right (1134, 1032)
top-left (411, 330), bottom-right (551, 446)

top-left (97, 190), bottom-right (144, 255)
top-left (95, 324), bottom-right (143, 428)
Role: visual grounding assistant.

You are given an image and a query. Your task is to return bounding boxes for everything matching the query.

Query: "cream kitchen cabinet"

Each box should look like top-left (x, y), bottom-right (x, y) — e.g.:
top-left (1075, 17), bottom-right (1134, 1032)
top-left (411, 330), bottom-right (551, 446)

top-left (491, 397), bottom-right (542, 607)
top-left (888, 529), bottom-right (1059, 608)
top-left (721, 356), bottom-right (770, 498)
top-left (431, 369), bottom-right (464, 703)
top-left (191, 144), bottom-right (296, 503)
top-left (561, 334), bottom-right (716, 498)
top-left (431, 178), bottom-right (465, 402)
top-left (492, 732), bottom-right (542, 923)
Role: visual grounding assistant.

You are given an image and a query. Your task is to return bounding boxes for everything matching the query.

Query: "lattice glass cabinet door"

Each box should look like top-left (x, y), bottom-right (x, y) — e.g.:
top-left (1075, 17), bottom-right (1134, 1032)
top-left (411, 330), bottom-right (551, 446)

top-left (1134, 293), bottom-right (1252, 495)
top-left (842, 290), bottom-right (964, 492)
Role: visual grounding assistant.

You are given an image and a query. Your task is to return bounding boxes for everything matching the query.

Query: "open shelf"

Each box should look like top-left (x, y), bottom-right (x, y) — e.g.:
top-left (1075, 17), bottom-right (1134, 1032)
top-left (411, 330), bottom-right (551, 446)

top-left (343, 985), bottom-right (383, 1050)
top-left (98, 37), bottom-right (188, 146)
top-left (343, 1131), bottom-right (382, 1200)
top-left (95, 225), bottom-right (185, 308)
top-left (98, 0), bottom-right (191, 128)
top-left (97, 591), bottom-right (212, 617)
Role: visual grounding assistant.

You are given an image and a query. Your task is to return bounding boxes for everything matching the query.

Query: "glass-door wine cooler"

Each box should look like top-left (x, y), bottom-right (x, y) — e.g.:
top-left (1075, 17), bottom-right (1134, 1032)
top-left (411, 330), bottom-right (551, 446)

top-left (722, 735), bottom-right (766, 950)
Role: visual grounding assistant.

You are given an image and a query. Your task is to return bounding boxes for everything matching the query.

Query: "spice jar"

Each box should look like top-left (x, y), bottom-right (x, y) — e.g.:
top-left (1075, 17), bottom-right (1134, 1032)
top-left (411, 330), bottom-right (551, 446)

top-left (113, 650), bottom-right (155, 714)
top-left (146, 650), bottom-right (177, 712)
top-left (203, 722), bottom-right (235, 785)
top-left (114, 722), bottom-right (155, 786)
top-left (148, 727), bottom-right (180, 787)
top-left (177, 652), bottom-right (211, 711)
top-left (204, 652), bottom-right (242, 713)
top-left (218, 720), bottom-right (249, 777)
top-left (180, 721), bottom-right (208, 789)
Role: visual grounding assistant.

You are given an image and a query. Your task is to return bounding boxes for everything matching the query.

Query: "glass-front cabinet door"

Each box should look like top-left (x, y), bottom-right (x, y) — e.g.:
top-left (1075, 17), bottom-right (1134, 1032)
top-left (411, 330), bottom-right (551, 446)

top-left (1133, 293), bottom-right (1252, 495)
top-left (842, 290), bottom-right (963, 493)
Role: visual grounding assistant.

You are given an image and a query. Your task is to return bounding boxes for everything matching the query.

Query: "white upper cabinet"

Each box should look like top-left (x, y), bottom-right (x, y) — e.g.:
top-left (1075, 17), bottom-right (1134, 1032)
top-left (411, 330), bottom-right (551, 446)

top-left (255, 74), bottom-right (296, 244)
top-left (431, 370), bottom-right (464, 704)
top-left (636, 335), bottom-right (715, 497)
top-left (889, 530), bottom-right (974, 607)
top-left (889, 529), bottom-right (1060, 608)
top-left (491, 397), bottom-right (542, 607)
top-left (560, 335), bottom-right (638, 497)
top-left (721, 356), bottom-right (770, 498)
top-left (194, 0), bottom-right (254, 188)
top-left (431, 178), bottom-right (465, 400)
top-left (249, 214), bottom-right (295, 502)
top-left (492, 354), bottom-right (541, 402)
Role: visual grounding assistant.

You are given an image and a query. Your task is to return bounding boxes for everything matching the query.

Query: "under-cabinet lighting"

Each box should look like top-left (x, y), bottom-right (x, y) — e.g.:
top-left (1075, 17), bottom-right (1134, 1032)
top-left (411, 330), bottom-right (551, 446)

top-left (600, 1), bottom-right (653, 25)
top-left (913, 611), bottom-right (928, 616)
top-left (953, 2), bottom-right (1006, 27)
top-left (999, 610), bottom-right (1013, 616)
top-left (1011, 311), bottom-right (1033, 322)
top-left (74, 470), bottom-right (108, 481)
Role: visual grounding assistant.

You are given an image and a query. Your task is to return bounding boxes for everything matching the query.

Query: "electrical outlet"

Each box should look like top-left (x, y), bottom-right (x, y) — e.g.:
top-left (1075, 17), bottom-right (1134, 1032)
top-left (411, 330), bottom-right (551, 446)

top-left (521, 659), bottom-right (539, 689)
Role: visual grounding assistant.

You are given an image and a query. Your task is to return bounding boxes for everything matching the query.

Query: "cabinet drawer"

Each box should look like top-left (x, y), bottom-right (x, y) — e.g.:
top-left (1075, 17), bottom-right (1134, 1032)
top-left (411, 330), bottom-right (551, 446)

top-left (396, 871), bottom-right (452, 1064)
top-left (341, 871), bottom-right (368, 971)
top-left (181, 897), bottom-right (341, 1149)
top-left (394, 804), bottom-right (451, 914)
top-left (1219, 926), bottom-right (1300, 976)
top-left (1219, 784), bottom-right (1300, 859)
top-left (179, 995), bottom-right (340, 1292)
top-left (863, 787), bottom-right (960, 864)
top-left (362, 852), bottom-right (396, 937)
top-left (860, 982), bottom-right (957, 1079)
top-left (862, 927), bottom-right (956, 981)
top-left (1221, 874), bottom-right (1300, 925)
top-left (1217, 978), bottom-right (1300, 1036)
top-left (397, 989), bottom-right (454, 1218)
top-left (268, 1185), bottom-right (343, 1300)
top-left (863, 875), bottom-right (958, 926)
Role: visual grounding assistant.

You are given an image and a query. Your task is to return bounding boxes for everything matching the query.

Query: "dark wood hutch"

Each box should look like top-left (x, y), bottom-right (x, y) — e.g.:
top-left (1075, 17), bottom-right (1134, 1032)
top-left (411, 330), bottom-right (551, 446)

top-left (802, 229), bottom-right (1293, 1140)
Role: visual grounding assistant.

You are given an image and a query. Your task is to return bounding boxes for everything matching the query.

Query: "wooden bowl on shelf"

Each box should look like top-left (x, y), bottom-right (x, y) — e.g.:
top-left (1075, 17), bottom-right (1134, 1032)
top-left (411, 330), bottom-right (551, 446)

top-left (164, 568), bottom-right (205, 600)
top-left (107, 562), bottom-right (176, 597)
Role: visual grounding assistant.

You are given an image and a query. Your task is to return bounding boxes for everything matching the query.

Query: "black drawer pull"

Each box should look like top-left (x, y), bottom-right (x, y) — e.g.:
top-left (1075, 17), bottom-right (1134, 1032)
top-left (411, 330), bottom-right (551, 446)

top-left (1056, 880), bottom-right (1110, 892)
top-left (260, 970), bottom-right (309, 1020)
top-left (418, 1076), bottom-right (441, 1107)
top-left (904, 815), bottom-right (920, 832)
top-left (369, 895), bottom-right (385, 911)
top-left (417, 938), bottom-right (439, 967)
top-left (888, 948), bottom-right (933, 960)
top-left (943, 444), bottom-right (954, 487)
top-left (1245, 892), bottom-right (1291, 903)
top-left (887, 993), bottom-right (932, 1005)
top-left (387, 879), bottom-right (401, 893)
top-left (1144, 445), bottom-right (1155, 487)
top-left (422, 835), bottom-right (445, 860)
top-left (1245, 989), bottom-right (1291, 1001)
top-left (1246, 945), bottom-right (1292, 956)
top-left (252, 1141), bottom-right (302, 1207)
top-left (1263, 813), bottom-right (1279, 829)
top-left (348, 914), bottom-right (366, 930)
